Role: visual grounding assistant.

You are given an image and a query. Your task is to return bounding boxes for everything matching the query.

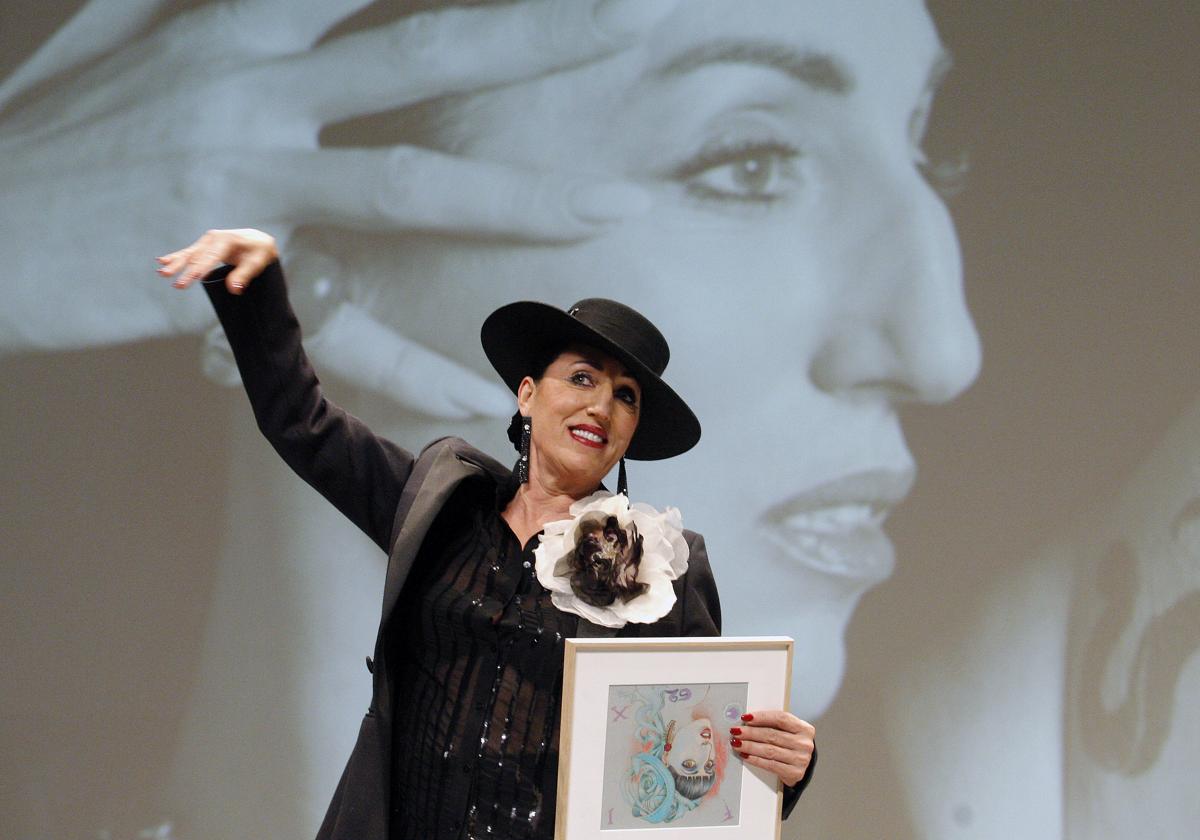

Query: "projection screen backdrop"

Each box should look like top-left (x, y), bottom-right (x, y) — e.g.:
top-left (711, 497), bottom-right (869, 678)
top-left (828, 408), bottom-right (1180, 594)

top-left (2, 1), bottom-right (1197, 838)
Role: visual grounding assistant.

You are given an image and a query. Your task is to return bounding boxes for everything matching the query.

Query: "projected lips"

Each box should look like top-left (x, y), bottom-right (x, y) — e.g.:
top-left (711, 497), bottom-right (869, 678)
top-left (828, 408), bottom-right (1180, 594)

top-left (762, 468), bottom-right (915, 583)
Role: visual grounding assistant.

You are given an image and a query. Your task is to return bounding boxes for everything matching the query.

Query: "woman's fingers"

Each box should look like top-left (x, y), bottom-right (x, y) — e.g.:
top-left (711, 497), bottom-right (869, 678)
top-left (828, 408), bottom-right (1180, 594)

top-left (735, 715), bottom-right (816, 755)
top-left (224, 248), bottom-right (277, 294)
top-left (158, 228), bottom-right (278, 292)
top-left (737, 710), bottom-right (815, 742)
top-left (155, 250), bottom-right (191, 273)
top-left (731, 710), bottom-right (815, 786)
top-left (221, 147), bottom-right (653, 240)
top-left (273, 0), bottom-right (679, 123)
top-left (155, 239), bottom-right (207, 288)
top-left (738, 753), bottom-right (809, 786)
top-left (177, 232), bottom-right (233, 286)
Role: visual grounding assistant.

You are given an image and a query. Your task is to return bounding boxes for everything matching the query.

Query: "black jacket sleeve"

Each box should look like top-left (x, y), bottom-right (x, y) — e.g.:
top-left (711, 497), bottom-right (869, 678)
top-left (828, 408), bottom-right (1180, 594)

top-left (203, 262), bottom-right (414, 550)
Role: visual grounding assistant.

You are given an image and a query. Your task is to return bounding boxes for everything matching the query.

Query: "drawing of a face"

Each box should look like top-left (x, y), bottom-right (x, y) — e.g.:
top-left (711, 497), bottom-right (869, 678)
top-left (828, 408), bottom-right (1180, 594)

top-left (665, 717), bottom-right (716, 800)
top-left (334, 0), bottom-right (979, 718)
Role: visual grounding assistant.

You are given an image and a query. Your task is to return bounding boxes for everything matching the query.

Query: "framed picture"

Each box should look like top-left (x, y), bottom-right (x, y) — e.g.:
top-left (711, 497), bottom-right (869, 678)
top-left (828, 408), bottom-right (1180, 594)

top-left (556, 636), bottom-right (793, 840)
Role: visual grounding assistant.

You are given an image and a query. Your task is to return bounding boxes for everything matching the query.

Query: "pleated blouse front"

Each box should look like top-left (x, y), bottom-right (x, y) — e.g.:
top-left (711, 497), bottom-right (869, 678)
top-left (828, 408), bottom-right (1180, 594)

top-left (387, 477), bottom-right (578, 840)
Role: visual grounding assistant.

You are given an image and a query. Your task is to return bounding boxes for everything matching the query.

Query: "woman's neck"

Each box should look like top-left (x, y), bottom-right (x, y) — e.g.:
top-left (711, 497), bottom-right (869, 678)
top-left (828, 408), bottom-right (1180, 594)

top-left (501, 478), bottom-right (591, 547)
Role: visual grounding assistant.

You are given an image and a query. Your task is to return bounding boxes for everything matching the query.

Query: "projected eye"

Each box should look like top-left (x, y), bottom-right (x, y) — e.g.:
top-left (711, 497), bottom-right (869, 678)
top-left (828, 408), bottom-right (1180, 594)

top-left (672, 140), bottom-right (803, 204)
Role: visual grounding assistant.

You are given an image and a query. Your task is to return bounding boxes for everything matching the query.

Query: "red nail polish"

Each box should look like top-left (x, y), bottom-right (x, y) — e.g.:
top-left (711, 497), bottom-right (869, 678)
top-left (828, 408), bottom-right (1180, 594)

top-left (741, 713), bottom-right (754, 722)
top-left (739, 752), bottom-right (749, 760)
top-left (729, 727), bottom-right (742, 735)
top-left (731, 738), bottom-right (742, 747)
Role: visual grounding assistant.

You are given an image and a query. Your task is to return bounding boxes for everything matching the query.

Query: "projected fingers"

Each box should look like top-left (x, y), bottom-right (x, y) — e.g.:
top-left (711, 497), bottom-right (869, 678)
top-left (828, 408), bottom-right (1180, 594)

top-left (5, 0), bottom-right (672, 352)
top-left (267, 0), bottom-right (680, 124)
top-left (307, 304), bottom-right (515, 420)
top-left (209, 147), bottom-right (652, 240)
top-left (220, 0), bottom-right (376, 52)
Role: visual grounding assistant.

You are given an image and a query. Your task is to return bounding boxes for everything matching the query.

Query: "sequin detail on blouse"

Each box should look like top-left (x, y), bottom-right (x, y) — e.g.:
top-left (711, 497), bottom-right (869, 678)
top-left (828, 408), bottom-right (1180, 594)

top-left (387, 479), bottom-right (577, 840)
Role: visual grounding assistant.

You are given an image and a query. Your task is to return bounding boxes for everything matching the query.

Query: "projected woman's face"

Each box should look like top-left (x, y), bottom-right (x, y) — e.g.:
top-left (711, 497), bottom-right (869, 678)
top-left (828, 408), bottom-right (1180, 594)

top-left (354, 0), bottom-right (980, 717)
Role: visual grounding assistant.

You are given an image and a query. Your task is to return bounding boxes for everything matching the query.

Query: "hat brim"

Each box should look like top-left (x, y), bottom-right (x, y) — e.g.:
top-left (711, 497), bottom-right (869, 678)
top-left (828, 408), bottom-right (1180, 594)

top-left (481, 302), bottom-right (700, 460)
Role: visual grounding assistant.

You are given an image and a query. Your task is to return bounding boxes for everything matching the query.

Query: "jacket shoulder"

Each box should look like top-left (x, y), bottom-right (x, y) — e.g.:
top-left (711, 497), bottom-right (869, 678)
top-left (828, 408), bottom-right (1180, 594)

top-left (681, 528), bottom-right (709, 563)
top-left (416, 436), bottom-right (512, 482)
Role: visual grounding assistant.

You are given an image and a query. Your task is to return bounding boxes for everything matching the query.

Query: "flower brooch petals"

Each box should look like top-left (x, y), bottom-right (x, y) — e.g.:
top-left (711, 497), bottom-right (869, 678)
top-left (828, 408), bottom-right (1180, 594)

top-left (535, 491), bottom-right (690, 628)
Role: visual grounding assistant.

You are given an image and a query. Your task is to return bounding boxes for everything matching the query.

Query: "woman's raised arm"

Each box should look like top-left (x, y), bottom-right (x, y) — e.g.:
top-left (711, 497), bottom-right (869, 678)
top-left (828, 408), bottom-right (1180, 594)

top-left (161, 229), bottom-right (419, 549)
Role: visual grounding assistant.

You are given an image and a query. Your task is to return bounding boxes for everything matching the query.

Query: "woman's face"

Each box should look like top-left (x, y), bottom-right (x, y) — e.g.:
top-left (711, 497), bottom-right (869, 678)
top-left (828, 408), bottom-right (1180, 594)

top-left (518, 346), bottom-right (641, 495)
top-left (347, 0), bottom-right (980, 717)
top-left (666, 717), bottom-right (715, 780)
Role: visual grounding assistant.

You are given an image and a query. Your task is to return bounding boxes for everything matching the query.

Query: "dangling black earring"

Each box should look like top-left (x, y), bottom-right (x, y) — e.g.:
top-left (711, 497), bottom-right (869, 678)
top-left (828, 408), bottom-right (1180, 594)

top-left (617, 457), bottom-right (628, 496)
top-left (516, 415), bottom-right (531, 483)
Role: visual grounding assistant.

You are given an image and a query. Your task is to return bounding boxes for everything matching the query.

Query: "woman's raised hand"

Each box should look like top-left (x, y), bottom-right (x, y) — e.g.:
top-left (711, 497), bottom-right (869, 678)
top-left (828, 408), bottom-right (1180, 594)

top-left (156, 229), bottom-right (278, 295)
top-left (2, 0), bottom-right (676, 352)
top-left (729, 711), bottom-right (816, 788)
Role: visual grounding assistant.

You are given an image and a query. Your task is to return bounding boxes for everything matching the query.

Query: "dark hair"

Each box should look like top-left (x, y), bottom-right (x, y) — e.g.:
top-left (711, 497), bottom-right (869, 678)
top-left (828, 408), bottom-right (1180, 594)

top-left (667, 766), bottom-right (717, 801)
top-left (504, 342), bottom-right (569, 451)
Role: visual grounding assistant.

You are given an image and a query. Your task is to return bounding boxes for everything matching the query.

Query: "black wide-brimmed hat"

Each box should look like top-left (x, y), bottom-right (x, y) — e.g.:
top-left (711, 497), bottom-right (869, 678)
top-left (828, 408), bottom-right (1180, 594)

top-left (481, 298), bottom-right (701, 461)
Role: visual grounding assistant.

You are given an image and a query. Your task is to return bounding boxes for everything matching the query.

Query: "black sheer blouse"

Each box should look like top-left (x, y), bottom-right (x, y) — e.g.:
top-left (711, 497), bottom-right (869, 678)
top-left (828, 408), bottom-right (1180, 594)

top-left (387, 477), bottom-right (577, 840)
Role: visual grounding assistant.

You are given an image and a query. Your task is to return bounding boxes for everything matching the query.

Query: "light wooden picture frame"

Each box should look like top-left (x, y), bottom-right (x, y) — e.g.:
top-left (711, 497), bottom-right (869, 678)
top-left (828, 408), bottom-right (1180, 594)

top-left (556, 637), bottom-right (793, 840)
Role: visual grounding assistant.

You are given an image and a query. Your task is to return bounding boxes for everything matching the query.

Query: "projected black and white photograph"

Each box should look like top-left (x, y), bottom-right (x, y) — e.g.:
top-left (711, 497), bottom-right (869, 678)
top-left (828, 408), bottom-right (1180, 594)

top-left (2, 1), bottom-right (1197, 838)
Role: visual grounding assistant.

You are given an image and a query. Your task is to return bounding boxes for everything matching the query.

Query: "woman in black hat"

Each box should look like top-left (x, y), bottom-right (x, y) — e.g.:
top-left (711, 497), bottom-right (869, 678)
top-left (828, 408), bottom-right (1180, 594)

top-left (158, 228), bottom-right (815, 840)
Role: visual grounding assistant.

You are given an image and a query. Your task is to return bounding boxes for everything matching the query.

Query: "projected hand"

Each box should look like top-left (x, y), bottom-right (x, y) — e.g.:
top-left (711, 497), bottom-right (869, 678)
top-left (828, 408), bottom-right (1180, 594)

top-left (0, 0), bottom-right (672, 417)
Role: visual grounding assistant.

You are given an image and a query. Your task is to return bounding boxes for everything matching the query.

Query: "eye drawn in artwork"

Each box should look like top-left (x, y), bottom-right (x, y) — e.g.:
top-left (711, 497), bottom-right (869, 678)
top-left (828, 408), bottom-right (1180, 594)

top-left (600, 683), bottom-right (748, 830)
